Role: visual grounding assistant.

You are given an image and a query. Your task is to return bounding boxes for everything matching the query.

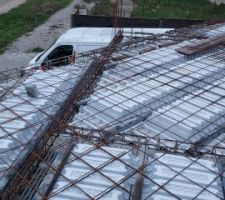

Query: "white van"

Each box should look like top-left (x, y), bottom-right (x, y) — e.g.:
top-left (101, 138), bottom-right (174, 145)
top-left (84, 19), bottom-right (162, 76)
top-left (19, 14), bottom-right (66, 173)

top-left (26, 27), bottom-right (172, 70)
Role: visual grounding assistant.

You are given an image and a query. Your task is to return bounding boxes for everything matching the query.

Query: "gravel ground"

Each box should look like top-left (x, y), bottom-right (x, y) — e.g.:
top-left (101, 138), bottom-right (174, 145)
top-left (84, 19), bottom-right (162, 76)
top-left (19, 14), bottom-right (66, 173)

top-left (122, 0), bottom-right (134, 17)
top-left (111, 0), bottom-right (133, 17)
top-left (0, 0), bottom-right (26, 14)
top-left (0, 52), bottom-right (36, 75)
top-left (0, 0), bottom-right (81, 74)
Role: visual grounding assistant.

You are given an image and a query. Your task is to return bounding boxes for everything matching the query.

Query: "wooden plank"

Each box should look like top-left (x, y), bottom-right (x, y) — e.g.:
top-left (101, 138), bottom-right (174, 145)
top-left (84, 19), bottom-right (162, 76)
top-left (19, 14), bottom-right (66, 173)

top-left (176, 34), bottom-right (225, 55)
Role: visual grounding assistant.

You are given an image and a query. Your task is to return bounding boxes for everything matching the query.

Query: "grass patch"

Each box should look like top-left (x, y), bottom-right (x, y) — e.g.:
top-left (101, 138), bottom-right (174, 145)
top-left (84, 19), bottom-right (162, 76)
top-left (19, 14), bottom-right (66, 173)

top-left (92, 0), bottom-right (113, 16)
top-left (0, 0), bottom-right (72, 54)
top-left (27, 47), bottom-right (45, 53)
top-left (133, 0), bottom-right (225, 19)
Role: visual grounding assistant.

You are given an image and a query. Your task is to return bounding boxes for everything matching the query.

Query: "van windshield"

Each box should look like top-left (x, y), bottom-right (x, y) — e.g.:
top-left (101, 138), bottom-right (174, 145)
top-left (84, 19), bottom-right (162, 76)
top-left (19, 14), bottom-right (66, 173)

top-left (35, 52), bottom-right (45, 62)
top-left (47, 45), bottom-right (73, 61)
top-left (35, 41), bottom-right (56, 62)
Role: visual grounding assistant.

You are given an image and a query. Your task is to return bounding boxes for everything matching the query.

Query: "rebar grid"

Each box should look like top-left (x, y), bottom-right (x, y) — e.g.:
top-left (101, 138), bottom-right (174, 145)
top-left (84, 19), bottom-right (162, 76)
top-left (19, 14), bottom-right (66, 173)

top-left (1, 23), bottom-right (225, 200)
top-left (72, 43), bottom-right (225, 151)
top-left (39, 133), bottom-right (225, 200)
top-left (0, 33), bottom-right (123, 199)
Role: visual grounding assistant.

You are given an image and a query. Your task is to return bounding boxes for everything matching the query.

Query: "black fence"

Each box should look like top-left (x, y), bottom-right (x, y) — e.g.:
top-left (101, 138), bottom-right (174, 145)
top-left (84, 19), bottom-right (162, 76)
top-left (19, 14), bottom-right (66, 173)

top-left (71, 14), bottom-right (209, 28)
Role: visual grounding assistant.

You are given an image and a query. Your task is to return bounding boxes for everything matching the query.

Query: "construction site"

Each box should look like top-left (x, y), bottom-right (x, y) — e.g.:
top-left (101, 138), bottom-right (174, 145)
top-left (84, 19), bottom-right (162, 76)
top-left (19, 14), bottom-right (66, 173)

top-left (1, 0), bottom-right (225, 199)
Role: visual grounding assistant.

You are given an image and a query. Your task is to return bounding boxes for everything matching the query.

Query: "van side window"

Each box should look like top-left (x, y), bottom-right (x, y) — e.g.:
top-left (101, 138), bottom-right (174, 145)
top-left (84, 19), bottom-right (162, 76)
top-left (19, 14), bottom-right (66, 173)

top-left (48, 45), bottom-right (73, 60)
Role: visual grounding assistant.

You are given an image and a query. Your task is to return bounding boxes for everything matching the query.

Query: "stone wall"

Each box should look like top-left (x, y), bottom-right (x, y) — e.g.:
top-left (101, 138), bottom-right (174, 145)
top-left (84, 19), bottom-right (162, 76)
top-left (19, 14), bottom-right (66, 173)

top-left (209, 0), bottom-right (225, 5)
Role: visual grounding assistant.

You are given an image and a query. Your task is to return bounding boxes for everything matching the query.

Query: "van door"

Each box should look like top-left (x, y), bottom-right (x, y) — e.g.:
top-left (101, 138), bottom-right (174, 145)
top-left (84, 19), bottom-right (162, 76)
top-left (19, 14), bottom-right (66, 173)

top-left (44, 45), bottom-right (73, 67)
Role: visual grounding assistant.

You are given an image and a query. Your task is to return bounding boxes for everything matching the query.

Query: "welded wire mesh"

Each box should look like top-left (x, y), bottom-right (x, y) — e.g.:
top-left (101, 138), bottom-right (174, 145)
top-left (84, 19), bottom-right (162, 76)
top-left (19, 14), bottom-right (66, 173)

top-left (1, 22), bottom-right (225, 200)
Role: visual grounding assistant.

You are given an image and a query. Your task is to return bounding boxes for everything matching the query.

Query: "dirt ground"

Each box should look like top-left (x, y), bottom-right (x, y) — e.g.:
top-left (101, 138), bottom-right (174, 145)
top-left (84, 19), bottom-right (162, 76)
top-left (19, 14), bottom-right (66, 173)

top-left (0, 0), bottom-right (26, 14)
